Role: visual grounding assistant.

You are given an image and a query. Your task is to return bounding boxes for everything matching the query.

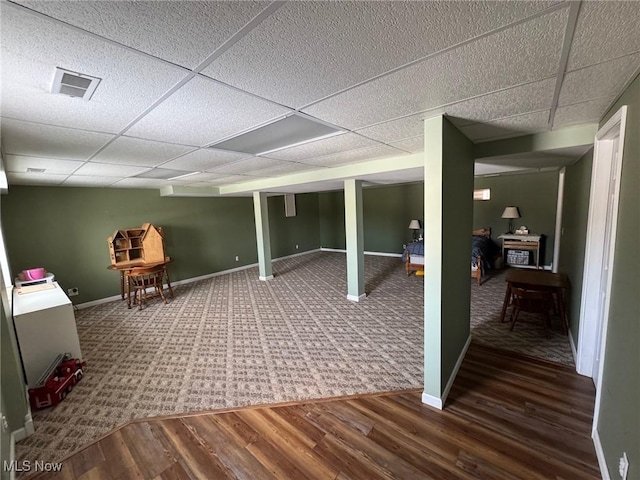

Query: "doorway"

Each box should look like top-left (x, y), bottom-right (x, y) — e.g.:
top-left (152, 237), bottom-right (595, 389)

top-left (576, 105), bottom-right (627, 388)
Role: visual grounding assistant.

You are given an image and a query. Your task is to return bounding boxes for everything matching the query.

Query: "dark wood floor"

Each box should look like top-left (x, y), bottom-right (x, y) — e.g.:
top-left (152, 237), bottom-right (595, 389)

top-left (32, 343), bottom-right (600, 480)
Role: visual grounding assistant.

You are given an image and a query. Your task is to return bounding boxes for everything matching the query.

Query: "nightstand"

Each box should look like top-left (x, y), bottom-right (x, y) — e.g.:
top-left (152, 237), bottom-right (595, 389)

top-left (498, 234), bottom-right (543, 269)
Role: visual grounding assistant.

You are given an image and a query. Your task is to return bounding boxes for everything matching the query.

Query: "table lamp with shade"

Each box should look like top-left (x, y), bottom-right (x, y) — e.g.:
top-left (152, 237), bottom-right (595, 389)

top-left (408, 219), bottom-right (421, 241)
top-left (501, 206), bottom-right (520, 234)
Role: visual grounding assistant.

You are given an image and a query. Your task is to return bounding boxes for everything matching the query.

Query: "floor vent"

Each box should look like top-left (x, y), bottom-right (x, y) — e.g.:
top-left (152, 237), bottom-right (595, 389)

top-left (51, 68), bottom-right (101, 100)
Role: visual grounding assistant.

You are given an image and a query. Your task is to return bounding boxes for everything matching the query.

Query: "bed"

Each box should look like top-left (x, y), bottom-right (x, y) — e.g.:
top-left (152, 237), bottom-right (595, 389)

top-left (403, 228), bottom-right (500, 285)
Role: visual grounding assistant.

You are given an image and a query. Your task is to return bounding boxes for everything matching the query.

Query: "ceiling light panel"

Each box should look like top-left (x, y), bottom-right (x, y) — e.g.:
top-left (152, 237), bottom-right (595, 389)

top-left (558, 54), bottom-right (640, 107)
top-left (1, 119), bottom-right (113, 160)
top-left (91, 137), bottom-right (194, 167)
top-left (202, 1), bottom-right (555, 107)
top-left (15, 1), bottom-right (269, 69)
top-left (5, 155), bottom-right (84, 174)
top-left (0, 7), bottom-right (187, 133)
top-left (160, 148), bottom-right (249, 171)
top-left (459, 110), bottom-right (550, 142)
top-left (303, 8), bottom-right (567, 130)
top-left (264, 132), bottom-right (376, 162)
top-left (210, 114), bottom-right (344, 155)
top-left (126, 76), bottom-right (291, 146)
top-left (567, 1), bottom-right (640, 71)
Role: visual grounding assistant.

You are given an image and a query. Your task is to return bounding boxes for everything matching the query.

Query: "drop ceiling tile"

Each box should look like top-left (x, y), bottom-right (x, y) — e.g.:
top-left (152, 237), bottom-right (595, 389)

top-left (265, 133), bottom-right (378, 162)
top-left (389, 136), bottom-right (425, 154)
top-left (207, 157), bottom-right (288, 175)
top-left (252, 162), bottom-right (321, 177)
top-left (126, 76), bottom-right (291, 146)
top-left (302, 145), bottom-right (407, 168)
top-left (356, 114), bottom-right (438, 144)
top-left (354, 79), bottom-right (556, 143)
top-left (63, 175), bottom-right (120, 187)
top-left (5, 155), bottom-right (84, 174)
top-left (7, 172), bottom-right (67, 185)
top-left (554, 97), bottom-right (616, 129)
top-left (109, 178), bottom-right (168, 189)
top-left (459, 110), bottom-right (550, 142)
top-left (203, 1), bottom-right (556, 107)
top-left (303, 8), bottom-right (567, 130)
top-left (160, 149), bottom-right (249, 171)
top-left (1, 119), bottom-right (113, 159)
top-left (72, 162), bottom-right (150, 177)
top-left (0, 6), bottom-right (187, 133)
top-left (91, 137), bottom-right (194, 167)
top-left (567, 1), bottom-right (640, 70)
top-left (558, 54), bottom-right (640, 107)
top-left (206, 175), bottom-right (254, 185)
top-left (14, 1), bottom-right (270, 69)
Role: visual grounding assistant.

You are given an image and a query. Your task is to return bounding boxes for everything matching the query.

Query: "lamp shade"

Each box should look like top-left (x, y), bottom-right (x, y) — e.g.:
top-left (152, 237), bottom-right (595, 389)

top-left (501, 206), bottom-right (521, 219)
top-left (408, 219), bottom-right (421, 230)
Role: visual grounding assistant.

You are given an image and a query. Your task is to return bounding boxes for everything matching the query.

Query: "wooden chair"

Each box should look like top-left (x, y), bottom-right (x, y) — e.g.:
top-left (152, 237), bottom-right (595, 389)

top-left (126, 265), bottom-right (168, 310)
top-left (509, 286), bottom-right (555, 338)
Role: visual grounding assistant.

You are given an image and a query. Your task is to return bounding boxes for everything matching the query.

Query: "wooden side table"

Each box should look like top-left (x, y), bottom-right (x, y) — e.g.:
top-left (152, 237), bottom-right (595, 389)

top-left (498, 234), bottom-right (542, 269)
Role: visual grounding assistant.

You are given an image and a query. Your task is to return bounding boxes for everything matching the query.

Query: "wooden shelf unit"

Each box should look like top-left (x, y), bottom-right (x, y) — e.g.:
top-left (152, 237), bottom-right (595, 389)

top-left (108, 223), bottom-right (165, 266)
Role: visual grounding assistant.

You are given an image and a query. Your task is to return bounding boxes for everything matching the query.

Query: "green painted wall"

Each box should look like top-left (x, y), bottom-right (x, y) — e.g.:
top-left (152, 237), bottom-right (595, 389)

top-left (473, 171), bottom-right (559, 267)
top-left (0, 187), bottom-right (320, 304)
top-left (268, 194), bottom-right (320, 259)
top-left (318, 182), bottom-right (424, 253)
top-left (440, 118), bottom-right (474, 392)
top-left (558, 150), bottom-right (593, 345)
top-left (596, 74), bottom-right (639, 479)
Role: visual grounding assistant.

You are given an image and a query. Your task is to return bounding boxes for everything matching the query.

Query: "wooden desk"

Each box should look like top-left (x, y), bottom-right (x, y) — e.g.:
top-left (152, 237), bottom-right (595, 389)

top-left (108, 257), bottom-right (173, 302)
top-left (500, 269), bottom-right (569, 334)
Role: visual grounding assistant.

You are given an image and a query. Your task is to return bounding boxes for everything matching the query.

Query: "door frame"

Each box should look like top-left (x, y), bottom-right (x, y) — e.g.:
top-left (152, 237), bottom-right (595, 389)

top-left (576, 106), bottom-right (626, 392)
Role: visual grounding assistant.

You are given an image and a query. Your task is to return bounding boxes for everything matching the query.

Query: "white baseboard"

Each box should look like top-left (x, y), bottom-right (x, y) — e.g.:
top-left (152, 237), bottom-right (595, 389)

top-left (592, 428), bottom-right (611, 480)
top-left (320, 247), bottom-right (402, 258)
top-left (422, 334), bottom-right (472, 410)
top-left (569, 328), bottom-right (579, 370)
top-left (259, 275), bottom-right (274, 281)
top-left (346, 293), bottom-right (366, 302)
top-left (76, 249), bottom-right (321, 309)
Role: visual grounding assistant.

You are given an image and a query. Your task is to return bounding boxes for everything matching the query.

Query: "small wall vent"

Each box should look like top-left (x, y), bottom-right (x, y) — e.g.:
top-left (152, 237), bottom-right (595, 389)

top-left (51, 68), bottom-right (101, 100)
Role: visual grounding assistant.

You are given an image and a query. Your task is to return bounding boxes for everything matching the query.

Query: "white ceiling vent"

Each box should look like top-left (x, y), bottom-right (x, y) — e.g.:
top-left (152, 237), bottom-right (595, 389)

top-left (51, 68), bottom-right (101, 100)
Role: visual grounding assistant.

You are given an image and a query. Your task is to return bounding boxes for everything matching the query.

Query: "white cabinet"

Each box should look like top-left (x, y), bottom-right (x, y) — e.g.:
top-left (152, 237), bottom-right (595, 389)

top-left (13, 282), bottom-right (83, 387)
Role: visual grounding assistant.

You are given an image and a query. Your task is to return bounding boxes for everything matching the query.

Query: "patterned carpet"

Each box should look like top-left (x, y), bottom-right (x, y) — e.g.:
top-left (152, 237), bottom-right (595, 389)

top-left (15, 251), bottom-right (573, 469)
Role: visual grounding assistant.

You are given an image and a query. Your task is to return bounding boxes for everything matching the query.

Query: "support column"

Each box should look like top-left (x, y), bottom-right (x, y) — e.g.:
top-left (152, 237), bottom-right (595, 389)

top-left (253, 191), bottom-right (273, 281)
top-left (422, 115), bottom-right (474, 409)
top-left (344, 179), bottom-right (365, 302)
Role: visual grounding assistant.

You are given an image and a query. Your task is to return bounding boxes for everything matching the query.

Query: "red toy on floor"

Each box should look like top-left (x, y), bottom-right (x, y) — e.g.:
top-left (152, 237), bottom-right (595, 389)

top-left (28, 353), bottom-right (86, 410)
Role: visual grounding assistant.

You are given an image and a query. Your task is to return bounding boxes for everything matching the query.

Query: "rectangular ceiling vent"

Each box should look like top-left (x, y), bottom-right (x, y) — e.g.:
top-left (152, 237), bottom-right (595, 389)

top-left (51, 68), bottom-right (101, 100)
top-left (27, 168), bottom-right (46, 173)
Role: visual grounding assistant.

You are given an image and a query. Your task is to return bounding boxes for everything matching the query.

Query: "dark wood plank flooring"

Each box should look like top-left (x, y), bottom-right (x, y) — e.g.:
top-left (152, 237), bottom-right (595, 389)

top-left (32, 343), bottom-right (600, 479)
